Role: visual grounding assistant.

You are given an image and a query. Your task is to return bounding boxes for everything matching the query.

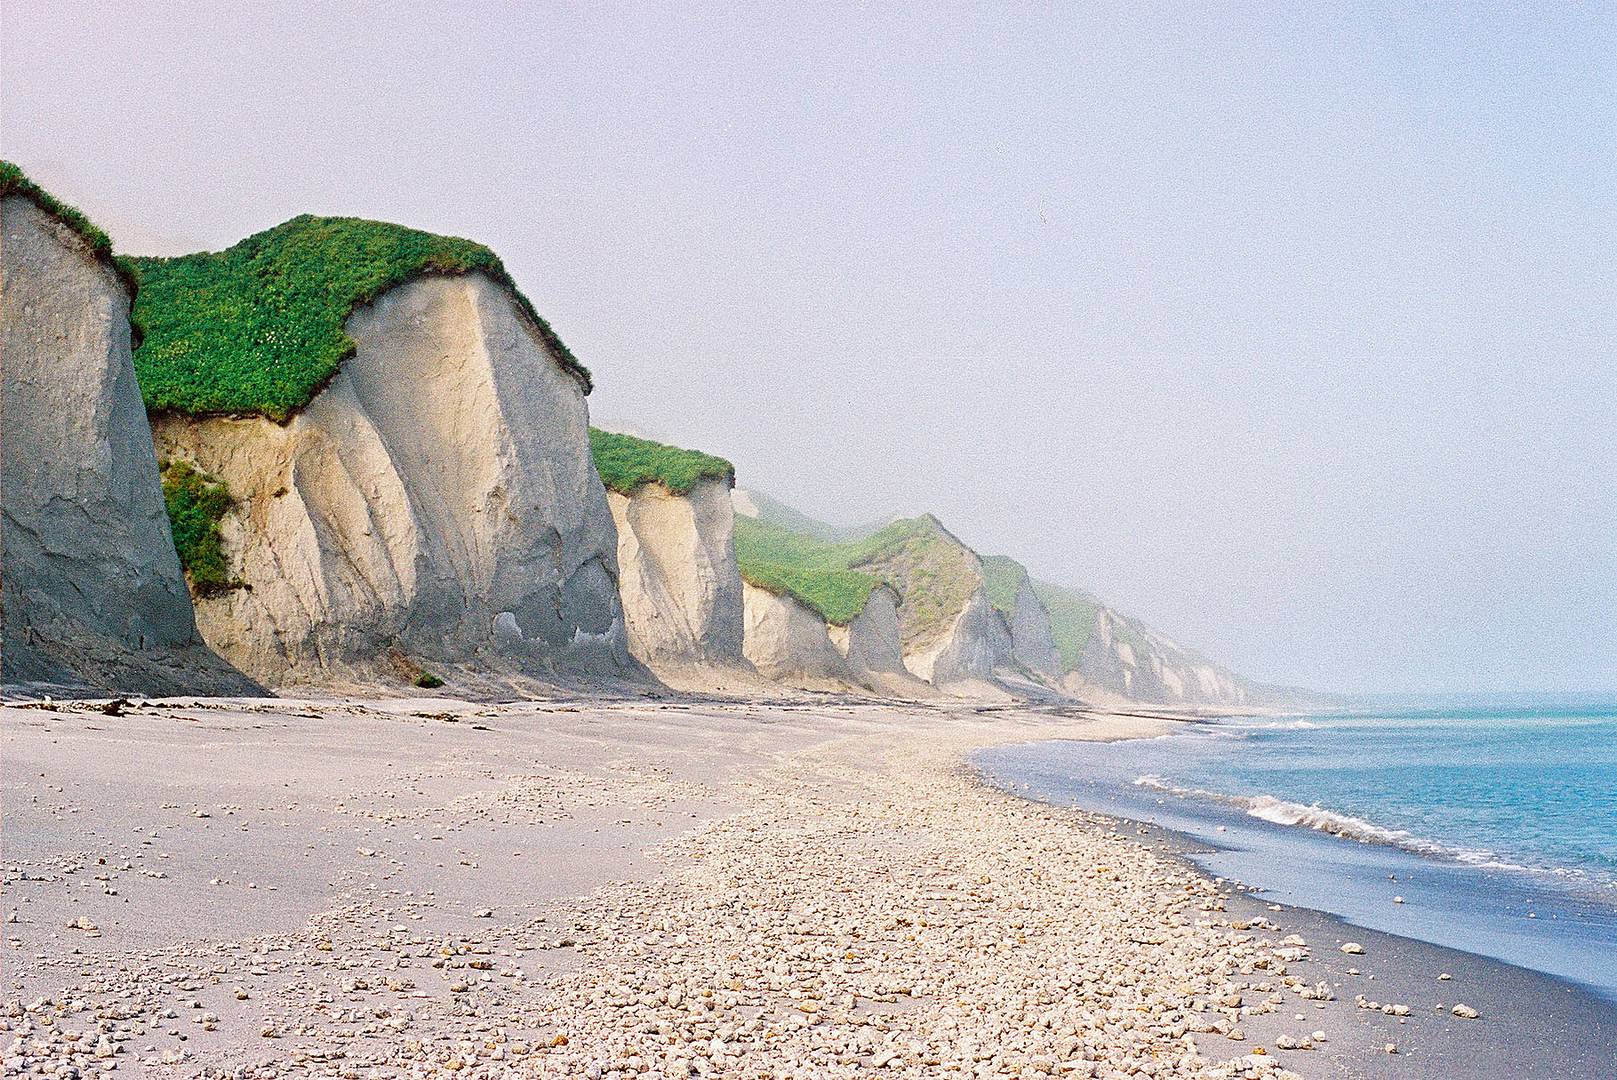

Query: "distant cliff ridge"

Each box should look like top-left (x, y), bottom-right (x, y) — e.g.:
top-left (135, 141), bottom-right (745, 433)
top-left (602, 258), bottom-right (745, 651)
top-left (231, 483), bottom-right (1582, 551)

top-left (734, 486), bottom-right (1279, 708)
top-left (1029, 579), bottom-right (1258, 707)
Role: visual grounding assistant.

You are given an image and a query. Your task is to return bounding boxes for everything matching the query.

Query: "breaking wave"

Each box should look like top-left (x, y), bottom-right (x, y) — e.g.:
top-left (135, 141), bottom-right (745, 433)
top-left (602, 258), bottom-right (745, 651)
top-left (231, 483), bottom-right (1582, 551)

top-left (1134, 773), bottom-right (1427, 847)
top-left (1128, 774), bottom-right (1588, 880)
top-left (1225, 718), bottom-right (1320, 731)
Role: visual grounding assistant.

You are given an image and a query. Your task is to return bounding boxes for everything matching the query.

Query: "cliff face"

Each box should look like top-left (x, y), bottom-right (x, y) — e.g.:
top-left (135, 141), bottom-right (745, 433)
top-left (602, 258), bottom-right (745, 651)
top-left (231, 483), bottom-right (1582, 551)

top-left (848, 516), bottom-right (1007, 688)
top-left (981, 555), bottom-right (1063, 679)
top-left (151, 271), bottom-right (629, 687)
top-left (741, 582), bottom-right (853, 684)
top-left (1069, 606), bottom-right (1252, 707)
top-left (902, 585), bottom-right (1005, 687)
top-left (0, 195), bottom-right (251, 694)
top-left (607, 476), bottom-right (746, 668)
top-left (1006, 577), bottom-right (1062, 677)
top-left (827, 584), bottom-right (905, 674)
top-left (1032, 578), bottom-right (1256, 708)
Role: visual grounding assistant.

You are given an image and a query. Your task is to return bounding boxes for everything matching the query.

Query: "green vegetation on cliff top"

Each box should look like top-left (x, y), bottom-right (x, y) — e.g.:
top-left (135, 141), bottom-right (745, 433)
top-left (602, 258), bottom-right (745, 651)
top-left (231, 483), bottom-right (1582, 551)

top-left (733, 516), bottom-right (883, 627)
top-left (981, 554), bottom-right (1030, 618)
top-left (159, 461), bottom-right (236, 595)
top-left (733, 513), bottom-right (980, 643)
top-left (1, 160), bottom-right (137, 295)
top-left (590, 429), bottom-right (734, 496)
top-left (1029, 580), bottom-right (1100, 671)
top-left (128, 215), bottom-right (588, 421)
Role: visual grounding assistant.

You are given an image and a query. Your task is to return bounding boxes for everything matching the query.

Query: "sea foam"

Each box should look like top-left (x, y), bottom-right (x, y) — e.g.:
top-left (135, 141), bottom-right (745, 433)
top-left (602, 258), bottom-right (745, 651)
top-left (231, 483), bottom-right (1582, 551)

top-left (1135, 775), bottom-right (1461, 857)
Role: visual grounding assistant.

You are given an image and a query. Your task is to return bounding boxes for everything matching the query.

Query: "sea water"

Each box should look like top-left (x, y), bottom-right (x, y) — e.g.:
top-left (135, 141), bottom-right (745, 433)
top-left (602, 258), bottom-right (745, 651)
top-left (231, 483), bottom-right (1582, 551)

top-left (972, 699), bottom-right (1617, 1001)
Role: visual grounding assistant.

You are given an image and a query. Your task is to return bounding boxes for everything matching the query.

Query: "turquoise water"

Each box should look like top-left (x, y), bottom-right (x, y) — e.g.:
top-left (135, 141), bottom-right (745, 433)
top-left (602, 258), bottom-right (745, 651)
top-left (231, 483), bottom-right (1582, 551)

top-left (973, 701), bottom-right (1617, 999)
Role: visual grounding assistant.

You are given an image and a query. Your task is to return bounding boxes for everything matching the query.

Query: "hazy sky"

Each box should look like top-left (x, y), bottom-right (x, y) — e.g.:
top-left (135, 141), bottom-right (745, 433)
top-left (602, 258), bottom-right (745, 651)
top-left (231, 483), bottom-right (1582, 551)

top-left (4, 2), bottom-right (1612, 695)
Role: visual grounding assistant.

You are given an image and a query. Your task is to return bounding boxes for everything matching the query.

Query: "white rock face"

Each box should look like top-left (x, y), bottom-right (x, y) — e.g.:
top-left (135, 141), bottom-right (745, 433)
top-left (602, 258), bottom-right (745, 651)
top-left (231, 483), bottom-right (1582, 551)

top-left (903, 585), bottom-right (1005, 687)
top-left (729, 486), bottom-right (761, 520)
top-left (827, 585), bottom-right (906, 674)
top-left (1, 197), bottom-right (250, 693)
top-left (741, 582), bottom-right (853, 682)
top-left (1074, 607), bottom-right (1252, 707)
top-left (151, 271), bottom-right (629, 687)
top-left (1004, 577), bottom-right (1063, 678)
top-left (608, 477), bottom-right (746, 668)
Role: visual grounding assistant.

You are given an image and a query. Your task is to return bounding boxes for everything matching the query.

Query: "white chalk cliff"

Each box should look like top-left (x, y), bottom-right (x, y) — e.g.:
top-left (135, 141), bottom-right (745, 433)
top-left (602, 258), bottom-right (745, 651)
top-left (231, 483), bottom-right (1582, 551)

top-left (993, 562), bottom-right (1065, 679)
top-left (826, 584), bottom-right (905, 675)
top-left (151, 271), bottom-right (630, 688)
top-left (0, 195), bottom-right (250, 693)
top-left (741, 582), bottom-right (853, 684)
top-left (1065, 605), bottom-right (1253, 708)
top-left (608, 476), bottom-right (747, 669)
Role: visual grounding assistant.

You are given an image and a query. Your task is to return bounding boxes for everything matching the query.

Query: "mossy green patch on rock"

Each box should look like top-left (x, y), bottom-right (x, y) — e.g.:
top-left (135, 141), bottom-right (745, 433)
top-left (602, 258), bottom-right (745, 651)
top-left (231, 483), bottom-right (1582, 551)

top-left (590, 428), bottom-right (734, 496)
top-left (733, 516), bottom-right (883, 627)
top-left (159, 460), bottom-right (237, 595)
top-left (129, 215), bottom-right (588, 421)
top-left (1030, 580), bottom-right (1101, 670)
top-left (1, 160), bottom-right (138, 296)
top-left (981, 554), bottom-right (1030, 618)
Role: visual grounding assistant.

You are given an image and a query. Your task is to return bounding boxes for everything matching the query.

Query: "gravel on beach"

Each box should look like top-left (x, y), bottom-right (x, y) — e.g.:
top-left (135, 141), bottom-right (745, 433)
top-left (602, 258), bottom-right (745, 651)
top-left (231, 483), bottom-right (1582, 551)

top-left (3, 695), bottom-right (1582, 1078)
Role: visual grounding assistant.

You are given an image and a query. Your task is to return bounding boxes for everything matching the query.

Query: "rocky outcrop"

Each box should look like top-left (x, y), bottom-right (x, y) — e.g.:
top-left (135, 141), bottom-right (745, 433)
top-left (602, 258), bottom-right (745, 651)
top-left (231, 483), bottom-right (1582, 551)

top-left (902, 585), bottom-right (1005, 687)
top-left (608, 476), bottom-right (746, 668)
top-left (1, 194), bottom-right (252, 694)
top-left (741, 582), bottom-right (853, 684)
top-left (1070, 606), bottom-right (1252, 707)
top-left (827, 584), bottom-right (905, 674)
top-left (846, 516), bottom-right (1009, 688)
top-left (151, 271), bottom-right (630, 688)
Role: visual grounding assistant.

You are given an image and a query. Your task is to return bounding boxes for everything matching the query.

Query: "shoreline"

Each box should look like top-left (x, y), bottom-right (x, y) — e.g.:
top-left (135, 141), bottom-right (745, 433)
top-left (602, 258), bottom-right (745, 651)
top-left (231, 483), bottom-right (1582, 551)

top-left (967, 731), bottom-right (1617, 1078)
top-left (970, 717), bottom-right (1617, 1000)
top-left (3, 695), bottom-right (1608, 1078)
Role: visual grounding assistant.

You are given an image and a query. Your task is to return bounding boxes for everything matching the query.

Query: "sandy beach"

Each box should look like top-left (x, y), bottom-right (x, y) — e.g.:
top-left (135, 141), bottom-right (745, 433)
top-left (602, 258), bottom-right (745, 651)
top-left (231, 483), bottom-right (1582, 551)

top-left (4, 696), bottom-right (1611, 1079)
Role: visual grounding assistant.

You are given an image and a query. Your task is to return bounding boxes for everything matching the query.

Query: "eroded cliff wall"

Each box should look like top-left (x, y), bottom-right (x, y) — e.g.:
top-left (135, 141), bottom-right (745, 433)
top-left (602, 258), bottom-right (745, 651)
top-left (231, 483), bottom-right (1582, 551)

top-left (608, 476), bottom-right (746, 669)
top-left (741, 582), bottom-right (853, 684)
top-left (151, 271), bottom-right (629, 687)
top-left (1, 196), bottom-right (251, 693)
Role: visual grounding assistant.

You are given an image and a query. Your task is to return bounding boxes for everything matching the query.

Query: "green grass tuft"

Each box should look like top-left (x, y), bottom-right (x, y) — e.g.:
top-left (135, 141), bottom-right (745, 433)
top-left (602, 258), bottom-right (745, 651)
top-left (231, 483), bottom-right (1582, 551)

top-left (980, 554), bottom-right (1029, 618)
top-left (1030, 580), bottom-right (1101, 670)
top-left (1, 160), bottom-right (138, 297)
top-left (128, 214), bottom-right (588, 421)
top-left (159, 461), bottom-right (237, 595)
top-left (733, 517), bottom-right (883, 626)
top-left (414, 673), bottom-right (445, 689)
top-left (590, 428), bottom-right (733, 496)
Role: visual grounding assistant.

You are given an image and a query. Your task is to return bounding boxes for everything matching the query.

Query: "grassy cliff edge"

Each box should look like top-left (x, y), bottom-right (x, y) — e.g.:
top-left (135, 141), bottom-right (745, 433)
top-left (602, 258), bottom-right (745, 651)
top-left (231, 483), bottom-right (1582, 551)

top-left (590, 429), bottom-right (734, 497)
top-left (129, 215), bottom-right (588, 421)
